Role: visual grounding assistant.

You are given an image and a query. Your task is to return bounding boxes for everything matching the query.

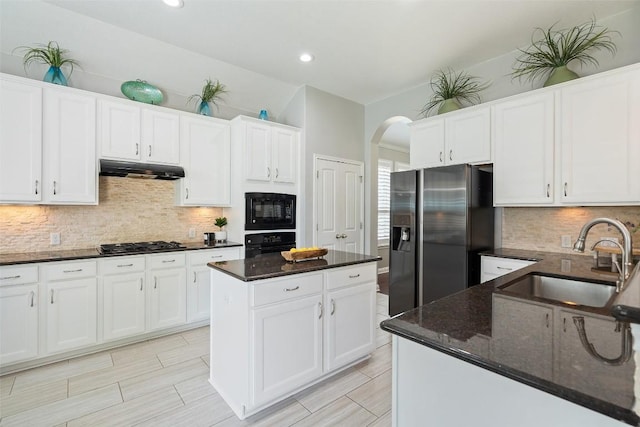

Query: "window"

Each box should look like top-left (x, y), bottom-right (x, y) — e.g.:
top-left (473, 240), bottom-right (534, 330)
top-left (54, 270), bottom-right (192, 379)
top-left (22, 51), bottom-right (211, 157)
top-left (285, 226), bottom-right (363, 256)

top-left (377, 159), bottom-right (393, 246)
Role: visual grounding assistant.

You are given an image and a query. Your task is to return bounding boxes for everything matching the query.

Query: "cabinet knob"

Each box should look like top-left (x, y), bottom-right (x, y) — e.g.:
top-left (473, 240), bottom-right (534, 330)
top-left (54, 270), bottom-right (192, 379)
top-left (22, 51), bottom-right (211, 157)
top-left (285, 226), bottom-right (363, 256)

top-left (564, 182), bottom-right (568, 197)
top-left (140, 278), bottom-right (143, 291)
top-left (267, 167), bottom-right (271, 178)
top-left (546, 184), bottom-right (550, 198)
top-left (275, 168), bottom-right (279, 179)
top-left (148, 145), bottom-right (152, 158)
top-left (53, 180), bottom-right (57, 195)
top-left (35, 180), bottom-right (39, 195)
top-left (50, 289), bottom-right (54, 304)
top-left (136, 143), bottom-right (139, 156)
top-left (449, 150), bottom-right (453, 161)
top-left (439, 151), bottom-right (443, 162)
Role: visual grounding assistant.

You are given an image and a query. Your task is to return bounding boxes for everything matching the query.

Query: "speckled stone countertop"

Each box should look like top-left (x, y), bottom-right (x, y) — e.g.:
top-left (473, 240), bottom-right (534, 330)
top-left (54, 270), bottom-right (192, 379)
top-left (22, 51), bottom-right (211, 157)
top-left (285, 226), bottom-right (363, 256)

top-left (381, 248), bottom-right (639, 426)
top-left (207, 250), bottom-right (380, 281)
top-left (0, 241), bottom-right (243, 266)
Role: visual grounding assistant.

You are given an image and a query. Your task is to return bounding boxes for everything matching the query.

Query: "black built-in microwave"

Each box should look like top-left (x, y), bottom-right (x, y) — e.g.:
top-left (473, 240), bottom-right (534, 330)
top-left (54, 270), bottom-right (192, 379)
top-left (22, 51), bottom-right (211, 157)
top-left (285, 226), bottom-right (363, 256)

top-left (245, 192), bottom-right (296, 230)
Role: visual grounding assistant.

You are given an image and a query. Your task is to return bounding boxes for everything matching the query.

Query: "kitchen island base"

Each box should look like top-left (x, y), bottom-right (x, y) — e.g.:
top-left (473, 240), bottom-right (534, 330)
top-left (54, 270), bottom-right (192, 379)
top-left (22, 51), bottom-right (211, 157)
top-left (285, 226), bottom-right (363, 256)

top-left (392, 336), bottom-right (627, 427)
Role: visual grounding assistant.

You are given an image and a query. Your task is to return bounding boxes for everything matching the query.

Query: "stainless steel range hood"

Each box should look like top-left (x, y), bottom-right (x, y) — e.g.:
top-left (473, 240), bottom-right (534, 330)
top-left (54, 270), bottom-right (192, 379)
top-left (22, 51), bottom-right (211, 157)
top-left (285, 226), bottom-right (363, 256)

top-left (99, 159), bottom-right (185, 180)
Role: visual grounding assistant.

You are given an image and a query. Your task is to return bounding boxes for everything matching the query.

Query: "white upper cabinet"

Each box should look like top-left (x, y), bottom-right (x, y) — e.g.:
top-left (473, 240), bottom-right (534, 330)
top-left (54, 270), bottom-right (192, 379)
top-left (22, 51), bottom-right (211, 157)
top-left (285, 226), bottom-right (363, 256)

top-left (493, 92), bottom-right (555, 206)
top-left (43, 87), bottom-right (97, 204)
top-left (176, 115), bottom-right (231, 206)
top-left (410, 106), bottom-right (491, 169)
top-left (0, 76), bottom-right (43, 203)
top-left (98, 98), bottom-right (180, 164)
top-left (271, 126), bottom-right (298, 184)
top-left (559, 68), bottom-right (640, 204)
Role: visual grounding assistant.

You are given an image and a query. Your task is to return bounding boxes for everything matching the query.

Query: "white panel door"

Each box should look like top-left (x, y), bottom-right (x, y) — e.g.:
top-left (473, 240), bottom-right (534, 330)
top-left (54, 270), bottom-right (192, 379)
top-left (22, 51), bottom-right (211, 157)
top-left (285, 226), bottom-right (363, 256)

top-left (315, 158), bottom-right (364, 253)
top-left (0, 285), bottom-right (38, 365)
top-left (148, 268), bottom-right (187, 330)
top-left (141, 109), bottom-right (180, 164)
top-left (272, 127), bottom-right (298, 184)
top-left (245, 121), bottom-right (272, 181)
top-left (410, 119), bottom-right (445, 169)
top-left (43, 87), bottom-right (97, 204)
top-left (492, 92), bottom-right (555, 205)
top-left (0, 78), bottom-right (42, 202)
top-left (98, 99), bottom-right (141, 160)
top-left (103, 272), bottom-right (145, 341)
top-left (446, 106), bottom-right (491, 165)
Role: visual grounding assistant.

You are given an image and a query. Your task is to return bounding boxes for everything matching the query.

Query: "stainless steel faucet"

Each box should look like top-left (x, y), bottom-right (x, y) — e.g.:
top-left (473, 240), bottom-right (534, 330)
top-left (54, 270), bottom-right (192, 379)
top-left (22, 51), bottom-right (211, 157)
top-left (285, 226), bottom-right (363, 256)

top-left (573, 218), bottom-right (634, 291)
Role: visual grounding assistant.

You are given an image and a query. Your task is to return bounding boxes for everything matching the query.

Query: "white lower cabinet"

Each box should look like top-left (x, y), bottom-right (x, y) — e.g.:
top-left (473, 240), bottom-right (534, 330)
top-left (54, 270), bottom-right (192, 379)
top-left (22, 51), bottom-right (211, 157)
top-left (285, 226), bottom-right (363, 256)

top-left (148, 253), bottom-right (187, 331)
top-left (480, 255), bottom-right (535, 283)
top-left (0, 284), bottom-right (38, 365)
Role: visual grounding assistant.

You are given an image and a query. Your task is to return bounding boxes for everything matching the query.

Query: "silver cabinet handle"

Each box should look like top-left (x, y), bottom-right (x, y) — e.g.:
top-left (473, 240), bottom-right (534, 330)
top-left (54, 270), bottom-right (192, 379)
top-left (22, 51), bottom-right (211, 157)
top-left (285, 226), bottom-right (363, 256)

top-left (267, 167), bottom-right (271, 178)
top-left (63, 268), bottom-right (83, 273)
top-left (546, 184), bottom-right (550, 198)
top-left (162, 259), bottom-right (176, 263)
top-left (35, 180), bottom-right (39, 195)
top-left (564, 182), bottom-right (568, 197)
top-left (496, 266), bottom-right (512, 271)
top-left (50, 289), bottom-right (54, 304)
top-left (284, 286), bottom-right (300, 292)
top-left (449, 149), bottom-right (453, 161)
top-left (140, 278), bottom-right (143, 291)
top-left (439, 151), bottom-right (443, 162)
top-left (331, 299), bottom-right (335, 315)
top-left (117, 263), bottom-right (134, 268)
top-left (563, 317), bottom-right (567, 333)
top-left (211, 255), bottom-right (223, 259)
top-left (135, 143), bottom-right (139, 156)
top-left (154, 277), bottom-right (157, 289)
top-left (318, 302), bottom-right (323, 319)
top-left (275, 168), bottom-right (279, 179)
top-left (185, 188), bottom-right (189, 199)
top-left (349, 274), bottom-right (360, 279)
top-left (0, 275), bottom-right (20, 280)
top-left (30, 291), bottom-right (35, 307)
top-left (545, 313), bottom-right (550, 328)
top-left (148, 145), bottom-right (152, 157)
top-left (53, 180), bottom-right (57, 195)
top-left (193, 272), bottom-right (197, 283)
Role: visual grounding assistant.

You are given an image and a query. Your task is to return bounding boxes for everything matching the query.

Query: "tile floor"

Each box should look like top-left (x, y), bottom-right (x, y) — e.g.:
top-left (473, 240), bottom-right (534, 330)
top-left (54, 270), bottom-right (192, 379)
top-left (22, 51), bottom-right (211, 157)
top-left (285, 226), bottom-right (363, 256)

top-left (0, 293), bottom-right (391, 426)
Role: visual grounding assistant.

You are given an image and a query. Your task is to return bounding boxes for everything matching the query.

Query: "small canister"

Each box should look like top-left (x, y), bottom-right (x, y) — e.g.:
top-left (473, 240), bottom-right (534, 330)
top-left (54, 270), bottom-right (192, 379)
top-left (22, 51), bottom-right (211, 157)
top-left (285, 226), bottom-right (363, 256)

top-left (204, 232), bottom-right (216, 246)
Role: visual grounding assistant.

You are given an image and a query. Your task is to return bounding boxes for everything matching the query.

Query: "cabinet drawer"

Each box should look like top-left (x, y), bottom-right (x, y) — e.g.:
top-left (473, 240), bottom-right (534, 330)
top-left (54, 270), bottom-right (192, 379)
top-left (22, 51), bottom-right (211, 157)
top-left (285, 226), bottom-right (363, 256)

top-left (252, 273), bottom-right (323, 307)
top-left (0, 265), bottom-right (38, 286)
top-left (481, 256), bottom-right (535, 276)
top-left (44, 260), bottom-right (97, 281)
top-left (99, 256), bottom-right (145, 275)
top-left (188, 248), bottom-right (240, 265)
top-left (149, 253), bottom-right (186, 269)
top-left (326, 264), bottom-right (377, 290)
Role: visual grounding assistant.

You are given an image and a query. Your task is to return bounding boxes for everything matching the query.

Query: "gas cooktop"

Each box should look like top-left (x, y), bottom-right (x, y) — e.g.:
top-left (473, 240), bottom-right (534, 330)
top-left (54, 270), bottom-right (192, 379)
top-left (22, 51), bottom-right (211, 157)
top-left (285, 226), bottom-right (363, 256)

top-left (99, 241), bottom-right (187, 255)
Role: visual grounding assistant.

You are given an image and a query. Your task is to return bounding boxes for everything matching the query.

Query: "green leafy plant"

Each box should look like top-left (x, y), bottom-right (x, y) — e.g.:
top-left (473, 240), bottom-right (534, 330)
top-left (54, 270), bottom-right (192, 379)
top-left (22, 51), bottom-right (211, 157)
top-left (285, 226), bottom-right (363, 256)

top-left (420, 69), bottom-right (489, 117)
top-left (15, 41), bottom-right (79, 75)
top-left (512, 19), bottom-right (618, 85)
top-left (214, 217), bottom-right (228, 230)
top-left (188, 78), bottom-right (227, 107)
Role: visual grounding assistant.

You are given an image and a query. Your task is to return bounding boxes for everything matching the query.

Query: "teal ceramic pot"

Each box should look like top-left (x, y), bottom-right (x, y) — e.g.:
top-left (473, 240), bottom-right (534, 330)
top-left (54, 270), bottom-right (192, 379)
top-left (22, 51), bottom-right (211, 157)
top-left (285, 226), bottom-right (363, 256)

top-left (43, 66), bottom-right (68, 86)
top-left (437, 98), bottom-right (461, 115)
top-left (543, 66), bottom-right (579, 87)
top-left (121, 80), bottom-right (164, 105)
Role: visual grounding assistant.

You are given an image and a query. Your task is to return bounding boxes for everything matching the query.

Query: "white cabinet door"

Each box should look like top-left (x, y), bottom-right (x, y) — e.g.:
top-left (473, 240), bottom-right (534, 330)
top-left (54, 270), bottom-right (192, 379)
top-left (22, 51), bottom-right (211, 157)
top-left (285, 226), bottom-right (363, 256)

top-left (103, 272), bottom-right (145, 341)
top-left (445, 106), bottom-right (491, 166)
top-left (98, 98), bottom-right (141, 161)
top-left (148, 268), bottom-right (187, 330)
top-left (560, 70), bottom-right (640, 204)
top-left (43, 87), bottom-right (97, 204)
top-left (272, 127), bottom-right (297, 184)
top-left (177, 115), bottom-right (231, 206)
top-left (324, 282), bottom-right (376, 371)
top-left (0, 77), bottom-right (42, 202)
top-left (410, 119), bottom-right (445, 169)
top-left (493, 92), bottom-right (555, 205)
top-left (251, 294), bottom-right (323, 406)
top-left (245, 121), bottom-right (272, 182)
top-left (45, 278), bottom-right (97, 354)
top-left (141, 109), bottom-right (180, 164)
top-left (0, 285), bottom-right (38, 365)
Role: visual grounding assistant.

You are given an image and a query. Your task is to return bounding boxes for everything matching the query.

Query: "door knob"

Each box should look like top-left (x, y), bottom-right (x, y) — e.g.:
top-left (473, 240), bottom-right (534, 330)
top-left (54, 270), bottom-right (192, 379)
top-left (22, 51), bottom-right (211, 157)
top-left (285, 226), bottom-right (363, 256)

top-left (336, 234), bottom-right (341, 239)
top-left (341, 234), bottom-right (347, 239)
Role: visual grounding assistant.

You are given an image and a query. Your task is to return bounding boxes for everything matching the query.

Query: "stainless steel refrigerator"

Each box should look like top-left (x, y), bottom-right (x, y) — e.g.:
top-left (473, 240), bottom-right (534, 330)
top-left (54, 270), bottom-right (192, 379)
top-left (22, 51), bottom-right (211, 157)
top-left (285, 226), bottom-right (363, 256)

top-left (388, 164), bottom-right (494, 316)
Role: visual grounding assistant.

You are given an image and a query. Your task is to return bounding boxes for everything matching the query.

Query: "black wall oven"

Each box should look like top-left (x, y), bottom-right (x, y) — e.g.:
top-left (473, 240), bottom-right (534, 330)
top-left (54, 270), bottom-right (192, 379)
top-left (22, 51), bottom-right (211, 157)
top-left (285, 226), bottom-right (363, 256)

top-left (245, 232), bottom-right (296, 258)
top-left (245, 192), bottom-right (296, 230)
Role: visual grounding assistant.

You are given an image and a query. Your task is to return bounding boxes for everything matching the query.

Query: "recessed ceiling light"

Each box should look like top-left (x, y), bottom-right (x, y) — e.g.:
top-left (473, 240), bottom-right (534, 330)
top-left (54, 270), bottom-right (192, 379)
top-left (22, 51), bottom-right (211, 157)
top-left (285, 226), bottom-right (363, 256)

top-left (299, 53), bottom-right (314, 63)
top-left (163, 0), bottom-right (184, 8)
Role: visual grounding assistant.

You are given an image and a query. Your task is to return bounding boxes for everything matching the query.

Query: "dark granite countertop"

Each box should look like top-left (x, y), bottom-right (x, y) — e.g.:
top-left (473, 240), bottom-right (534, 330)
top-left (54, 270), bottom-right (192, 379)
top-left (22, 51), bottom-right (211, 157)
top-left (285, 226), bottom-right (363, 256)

top-left (0, 241), bottom-right (243, 266)
top-left (207, 250), bottom-right (380, 281)
top-left (382, 248), bottom-right (639, 426)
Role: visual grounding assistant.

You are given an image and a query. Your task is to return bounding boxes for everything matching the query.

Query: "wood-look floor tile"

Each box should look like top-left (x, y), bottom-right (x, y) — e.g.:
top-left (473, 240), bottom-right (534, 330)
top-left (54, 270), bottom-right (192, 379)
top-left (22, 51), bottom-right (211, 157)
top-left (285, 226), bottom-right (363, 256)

top-left (0, 375), bottom-right (15, 397)
top-left (12, 353), bottom-right (112, 394)
top-left (355, 343), bottom-right (391, 379)
top-left (295, 367), bottom-right (371, 413)
top-left (214, 398), bottom-right (310, 427)
top-left (67, 386), bottom-right (183, 427)
top-left (68, 356), bottom-right (163, 396)
top-left (202, 355), bottom-right (210, 367)
top-left (376, 328), bottom-right (391, 348)
top-left (181, 326), bottom-right (209, 345)
top-left (174, 374), bottom-right (216, 404)
top-left (119, 358), bottom-right (208, 401)
top-left (0, 379), bottom-right (68, 418)
top-left (0, 383), bottom-right (122, 427)
top-left (368, 410), bottom-right (392, 427)
top-left (134, 392), bottom-right (234, 427)
top-left (291, 396), bottom-right (376, 427)
top-left (346, 369), bottom-right (392, 417)
top-left (110, 334), bottom-right (188, 366)
top-left (376, 313), bottom-right (390, 326)
top-left (156, 341), bottom-right (209, 367)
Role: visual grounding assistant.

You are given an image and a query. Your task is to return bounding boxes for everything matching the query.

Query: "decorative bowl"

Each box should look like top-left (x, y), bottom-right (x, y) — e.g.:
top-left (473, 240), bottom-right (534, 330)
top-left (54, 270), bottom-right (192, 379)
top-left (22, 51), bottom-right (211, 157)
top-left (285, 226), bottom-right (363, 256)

top-left (281, 248), bottom-right (328, 263)
top-left (121, 80), bottom-right (164, 105)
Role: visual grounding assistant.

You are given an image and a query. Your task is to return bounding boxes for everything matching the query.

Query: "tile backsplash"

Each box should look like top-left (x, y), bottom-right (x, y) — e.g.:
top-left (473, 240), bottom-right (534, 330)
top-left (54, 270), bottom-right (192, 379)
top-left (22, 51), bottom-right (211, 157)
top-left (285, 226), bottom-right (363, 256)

top-left (502, 206), bottom-right (640, 253)
top-left (0, 177), bottom-right (223, 254)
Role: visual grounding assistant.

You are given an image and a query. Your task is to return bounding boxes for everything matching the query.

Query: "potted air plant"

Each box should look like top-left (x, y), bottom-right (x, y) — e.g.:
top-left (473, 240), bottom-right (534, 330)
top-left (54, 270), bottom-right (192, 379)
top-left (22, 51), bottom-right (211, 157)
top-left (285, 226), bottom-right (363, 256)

top-left (16, 41), bottom-right (79, 86)
top-left (512, 19), bottom-right (618, 87)
top-left (188, 78), bottom-right (227, 116)
top-left (214, 217), bottom-right (228, 242)
top-left (420, 69), bottom-right (489, 117)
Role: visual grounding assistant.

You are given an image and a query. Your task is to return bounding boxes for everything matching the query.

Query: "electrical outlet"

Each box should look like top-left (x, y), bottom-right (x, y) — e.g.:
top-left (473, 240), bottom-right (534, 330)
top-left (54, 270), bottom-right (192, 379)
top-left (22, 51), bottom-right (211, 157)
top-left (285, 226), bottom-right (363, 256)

top-left (50, 232), bottom-right (61, 245)
top-left (600, 237), bottom-right (619, 248)
top-left (188, 227), bottom-right (196, 238)
top-left (561, 235), bottom-right (572, 248)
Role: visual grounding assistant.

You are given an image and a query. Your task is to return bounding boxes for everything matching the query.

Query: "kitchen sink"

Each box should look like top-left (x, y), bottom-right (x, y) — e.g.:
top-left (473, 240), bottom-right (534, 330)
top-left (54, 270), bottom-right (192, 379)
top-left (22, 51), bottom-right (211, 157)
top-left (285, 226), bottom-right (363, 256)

top-left (499, 274), bottom-right (616, 307)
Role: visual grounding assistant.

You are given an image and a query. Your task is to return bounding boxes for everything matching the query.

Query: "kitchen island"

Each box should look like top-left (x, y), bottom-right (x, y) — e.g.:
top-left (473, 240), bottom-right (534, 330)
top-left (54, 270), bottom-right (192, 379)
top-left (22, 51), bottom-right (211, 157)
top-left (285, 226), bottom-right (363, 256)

top-left (207, 250), bottom-right (380, 420)
top-left (381, 250), bottom-right (638, 427)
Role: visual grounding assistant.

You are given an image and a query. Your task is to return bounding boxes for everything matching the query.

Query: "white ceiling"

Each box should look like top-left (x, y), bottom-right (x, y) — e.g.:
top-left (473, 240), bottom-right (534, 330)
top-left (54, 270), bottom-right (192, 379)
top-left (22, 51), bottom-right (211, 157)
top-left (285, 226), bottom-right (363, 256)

top-left (43, 0), bottom-right (636, 106)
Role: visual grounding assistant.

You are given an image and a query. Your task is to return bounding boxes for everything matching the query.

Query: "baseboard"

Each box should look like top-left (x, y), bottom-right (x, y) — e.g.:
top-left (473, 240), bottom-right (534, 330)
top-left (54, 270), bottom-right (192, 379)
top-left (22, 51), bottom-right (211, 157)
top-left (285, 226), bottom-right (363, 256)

top-left (378, 267), bottom-right (389, 274)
